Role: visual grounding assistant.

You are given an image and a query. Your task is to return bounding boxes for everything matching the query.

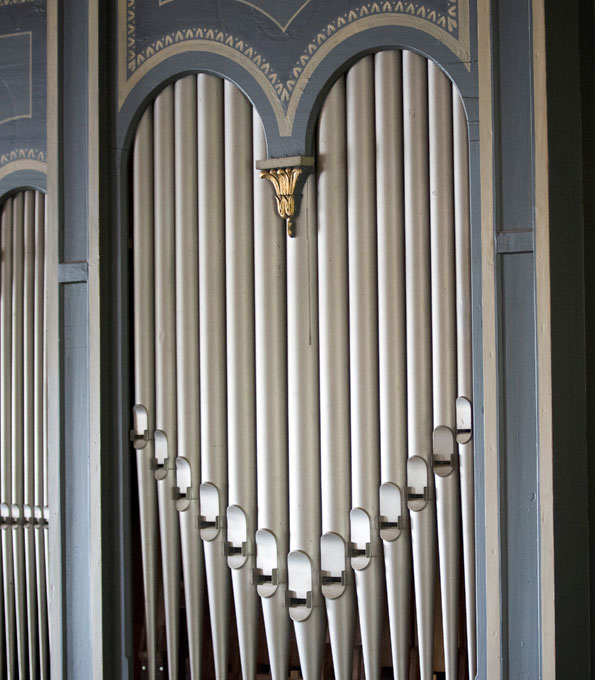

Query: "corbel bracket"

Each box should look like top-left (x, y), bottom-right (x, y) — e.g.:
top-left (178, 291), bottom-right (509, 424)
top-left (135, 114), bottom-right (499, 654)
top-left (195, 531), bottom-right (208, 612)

top-left (256, 156), bottom-right (315, 237)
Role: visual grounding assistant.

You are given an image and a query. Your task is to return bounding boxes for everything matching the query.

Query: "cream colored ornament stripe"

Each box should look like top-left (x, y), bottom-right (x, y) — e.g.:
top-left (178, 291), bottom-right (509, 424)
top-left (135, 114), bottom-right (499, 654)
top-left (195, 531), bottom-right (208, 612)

top-left (478, 0), bottom-right (502, 674)
top-left (532, 0), bottom-right (555, 676)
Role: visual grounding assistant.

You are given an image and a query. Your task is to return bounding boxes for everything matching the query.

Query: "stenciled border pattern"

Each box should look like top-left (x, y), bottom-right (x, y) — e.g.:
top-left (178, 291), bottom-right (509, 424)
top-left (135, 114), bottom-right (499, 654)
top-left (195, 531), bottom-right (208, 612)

top-left (126, 0), bottom-right (462, 107)
top-left (0, 147), bottom-right (46, 168)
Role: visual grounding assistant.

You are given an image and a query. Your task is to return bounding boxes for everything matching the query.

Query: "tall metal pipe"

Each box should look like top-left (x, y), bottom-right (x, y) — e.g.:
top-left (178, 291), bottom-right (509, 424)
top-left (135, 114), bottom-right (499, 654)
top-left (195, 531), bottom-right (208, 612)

top-left (132, 105), bottom-right (158, 680)
top-left (286, 175), bottom-right (326, 679)
top-left (173, 75), bottom-right (204, 680)
top-left (252, 116), bottom-right (290, 680)
top-left (224, 80), bottom-right (259, 680)
top-left (375, 49), bottom-right (413, 680)
top-left (23, 190), bottom-right (39, 677)
top-left (403, 50), bottom-right (437, 680)
top-left (153, 84), bottom-right (181, 679)
top-left (11, 191), bottom-right (28, 679)
top-left (34, 190), bottom-right (49, 679)
top-left (453, 86), bottom-right (477, 679)
top-left (429, 60), bottom-right (460, 680)
top-left (197, 73), bottom-right (230, 679)
top-left (346, 55), bottom-right (384, 680)
top-left (1, 196), bottom-right (15, 678)
top-left (316, 74), bottom-right (356, 678)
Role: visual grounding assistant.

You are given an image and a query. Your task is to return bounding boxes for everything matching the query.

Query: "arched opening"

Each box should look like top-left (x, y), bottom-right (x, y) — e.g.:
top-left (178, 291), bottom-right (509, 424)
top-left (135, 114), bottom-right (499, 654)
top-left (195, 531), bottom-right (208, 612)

top-left (128, 49), bottom-right (476, 679)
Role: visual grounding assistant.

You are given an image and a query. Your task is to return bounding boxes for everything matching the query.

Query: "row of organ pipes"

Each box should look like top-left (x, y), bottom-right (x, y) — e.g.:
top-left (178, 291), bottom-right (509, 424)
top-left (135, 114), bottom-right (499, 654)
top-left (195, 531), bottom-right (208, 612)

top-left (0, 190), bottom-right (50, 679)
top-left (131, 49), bottom-right (476, 679)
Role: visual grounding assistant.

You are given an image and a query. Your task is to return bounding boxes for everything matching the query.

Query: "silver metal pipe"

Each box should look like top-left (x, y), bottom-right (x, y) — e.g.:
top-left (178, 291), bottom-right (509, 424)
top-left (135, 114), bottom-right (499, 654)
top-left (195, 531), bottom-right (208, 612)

top-left (11, 192), bottom-right (27, 679)
top-left (403, 49), bottom-right (437, 680)
top-left (429, 60), bottom-right (460, 680)
top-left (33, 190), bottom-right (49, 680)
top-left (173, 74), bottom-right (204, 680)
top-left (197, 73), bottom-right (230, 680)
top-left (346, 55), bottom-right (384, 680)
top-left (287, 175), bottom-right (325, 679)
top-left (153, 85), bottom-right (181, 679)
top-left (374, 49), bottom-right (413, 680)
top-left (23, 190), bottom-right (39, 677)
top-left (132, 105), bottom-right (159, 680)
top-left (453, 86), bottom-right (477, 679)
top-left (224, 80), bottom-right (258, 680)
top-left (1, 196), bottom-right (15, 678)
top-left (316, 73), bottom-right (356, 678)
top-left (252, 116), bottom-right (290, 680)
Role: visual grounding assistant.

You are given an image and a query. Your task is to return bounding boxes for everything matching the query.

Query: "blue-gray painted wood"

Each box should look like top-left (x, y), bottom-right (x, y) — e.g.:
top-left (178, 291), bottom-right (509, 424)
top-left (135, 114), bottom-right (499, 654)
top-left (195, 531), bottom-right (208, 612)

top-left (498, 252), bottom-right (539, 680)
top-left (58, 261), bottom-right (88, 284)
top-left (0, 168), bottom-right (46, 201)
top-left (496, 230), bottom-right (534, 254)
top-left (493, 0), bottom-right (533, 233)
top-left (61, 0), bottom-right (88, 262)
top-left (0, 1), bottom-right (47, 171)
top-left (61, 281), bottom-right (92, 678)
top-left (116, 0), bottom-right (478, 158)
top-left (56, 1), bottom-right (93, 677)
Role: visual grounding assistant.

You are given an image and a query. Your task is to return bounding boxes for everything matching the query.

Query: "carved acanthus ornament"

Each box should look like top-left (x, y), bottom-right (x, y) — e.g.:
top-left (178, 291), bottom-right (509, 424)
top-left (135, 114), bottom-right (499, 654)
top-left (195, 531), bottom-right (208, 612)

top-left (256, 157), bottom-right (314, 237)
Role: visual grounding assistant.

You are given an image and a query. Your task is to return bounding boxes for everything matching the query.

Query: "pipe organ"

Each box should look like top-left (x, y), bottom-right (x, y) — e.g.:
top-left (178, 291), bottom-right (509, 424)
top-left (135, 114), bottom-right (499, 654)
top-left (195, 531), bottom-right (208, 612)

top-left (131, 49), bottom-right (475, 680)
top-left (0, 190), bottom-right (50, 679)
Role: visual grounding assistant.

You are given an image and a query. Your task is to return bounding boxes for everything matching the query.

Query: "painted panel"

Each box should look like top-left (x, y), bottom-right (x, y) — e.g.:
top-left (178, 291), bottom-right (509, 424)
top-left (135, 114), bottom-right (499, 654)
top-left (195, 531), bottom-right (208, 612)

top-left (119, 0), bottom-right (471, 118)
top-left (0, 32), bottom-right (31, 124)
top-left (0, 0), bottom-right (46, 183)
top-left (499, 252), bottom-right (539, 679)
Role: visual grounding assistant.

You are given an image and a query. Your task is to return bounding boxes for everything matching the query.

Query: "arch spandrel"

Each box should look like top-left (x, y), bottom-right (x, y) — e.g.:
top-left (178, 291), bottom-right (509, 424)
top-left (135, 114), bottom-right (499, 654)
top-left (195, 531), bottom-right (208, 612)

top-left (117, 0), bottom-right (477, 158)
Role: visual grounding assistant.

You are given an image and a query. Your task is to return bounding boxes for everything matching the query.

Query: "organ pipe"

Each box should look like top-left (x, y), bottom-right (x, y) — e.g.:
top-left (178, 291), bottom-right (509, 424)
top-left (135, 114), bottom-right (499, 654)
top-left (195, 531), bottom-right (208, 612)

top-left (128, 51), bottom-right (476, 680)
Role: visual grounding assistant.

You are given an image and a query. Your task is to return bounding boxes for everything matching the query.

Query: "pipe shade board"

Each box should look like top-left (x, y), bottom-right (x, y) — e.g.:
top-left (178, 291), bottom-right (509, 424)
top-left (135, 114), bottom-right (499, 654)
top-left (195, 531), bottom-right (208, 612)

top-left (0, 190), bottom-right (49, 679)
top-left (129, 50), bottom-right (476, 678)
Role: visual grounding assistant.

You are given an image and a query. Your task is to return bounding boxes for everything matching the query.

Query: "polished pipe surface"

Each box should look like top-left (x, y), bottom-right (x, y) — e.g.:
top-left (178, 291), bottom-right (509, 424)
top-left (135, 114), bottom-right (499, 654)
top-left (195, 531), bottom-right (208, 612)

top-left (317, 74), bottom-right (357, 678)
top-left (375, 49), bottom-right (413, 680)
top-left (346, 55), bottom-right (384, 680)
top-left (133, 106), bottom-right (158, 680)
top-left (253, 116), bottom-right (290, 680)
top-left (403, 49), bottom-right (437, 680)
top-left (224, 79), bottom-right (258, 680)
top-left (198, 73), bottom-right (230, 680)
top-left (153, 84), bottom-right (181, 679)
top-left (173, 75), bottom-right (204, 680)
top-left (0, 197), bottom-right (16, 677)
top-left (429, 60), bottom-right (460, 680)
top-left (11, 193), bottom-right (28, 679)
top-left (453, 86), bottom-right (477, 679)
top-left (23, 190), bottom-right (39, 678)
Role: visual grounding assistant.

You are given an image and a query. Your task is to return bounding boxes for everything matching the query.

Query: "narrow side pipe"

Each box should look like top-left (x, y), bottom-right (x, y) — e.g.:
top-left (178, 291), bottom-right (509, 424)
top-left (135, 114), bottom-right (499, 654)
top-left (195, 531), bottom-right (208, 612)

top-left (197, 73), bottom-right (230, 680)
top-left (11, 192), bottom-right (28, 679)
top-left (252, 117), bottom-right (290, 680)
top-left (23, 190), bottom-right (39, 677)
top-left (224, 80), bottom-right (259, 680)
top-left (403, 50), bottom-right (437, 680)
top-left (33, 191), bottom-right (49, 679)
top-left (346, 55), bottom-right (384, 680)
top-left (132, 106), bottom-right (159, 680)
top-left (173, 75), bottom-right (204, 680)
top-left (287, 176), bottom-right (326, 679)
top-left (153, 85), bottom-right (181, 679)
top-left (1, 197), bottom-right (16, 677)
top-left (316, 74), bottom-right (356, 678)
top-left (375, 50), bottom-right (413, 680)
top-left (453, 86), bottom-right (477, 679)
